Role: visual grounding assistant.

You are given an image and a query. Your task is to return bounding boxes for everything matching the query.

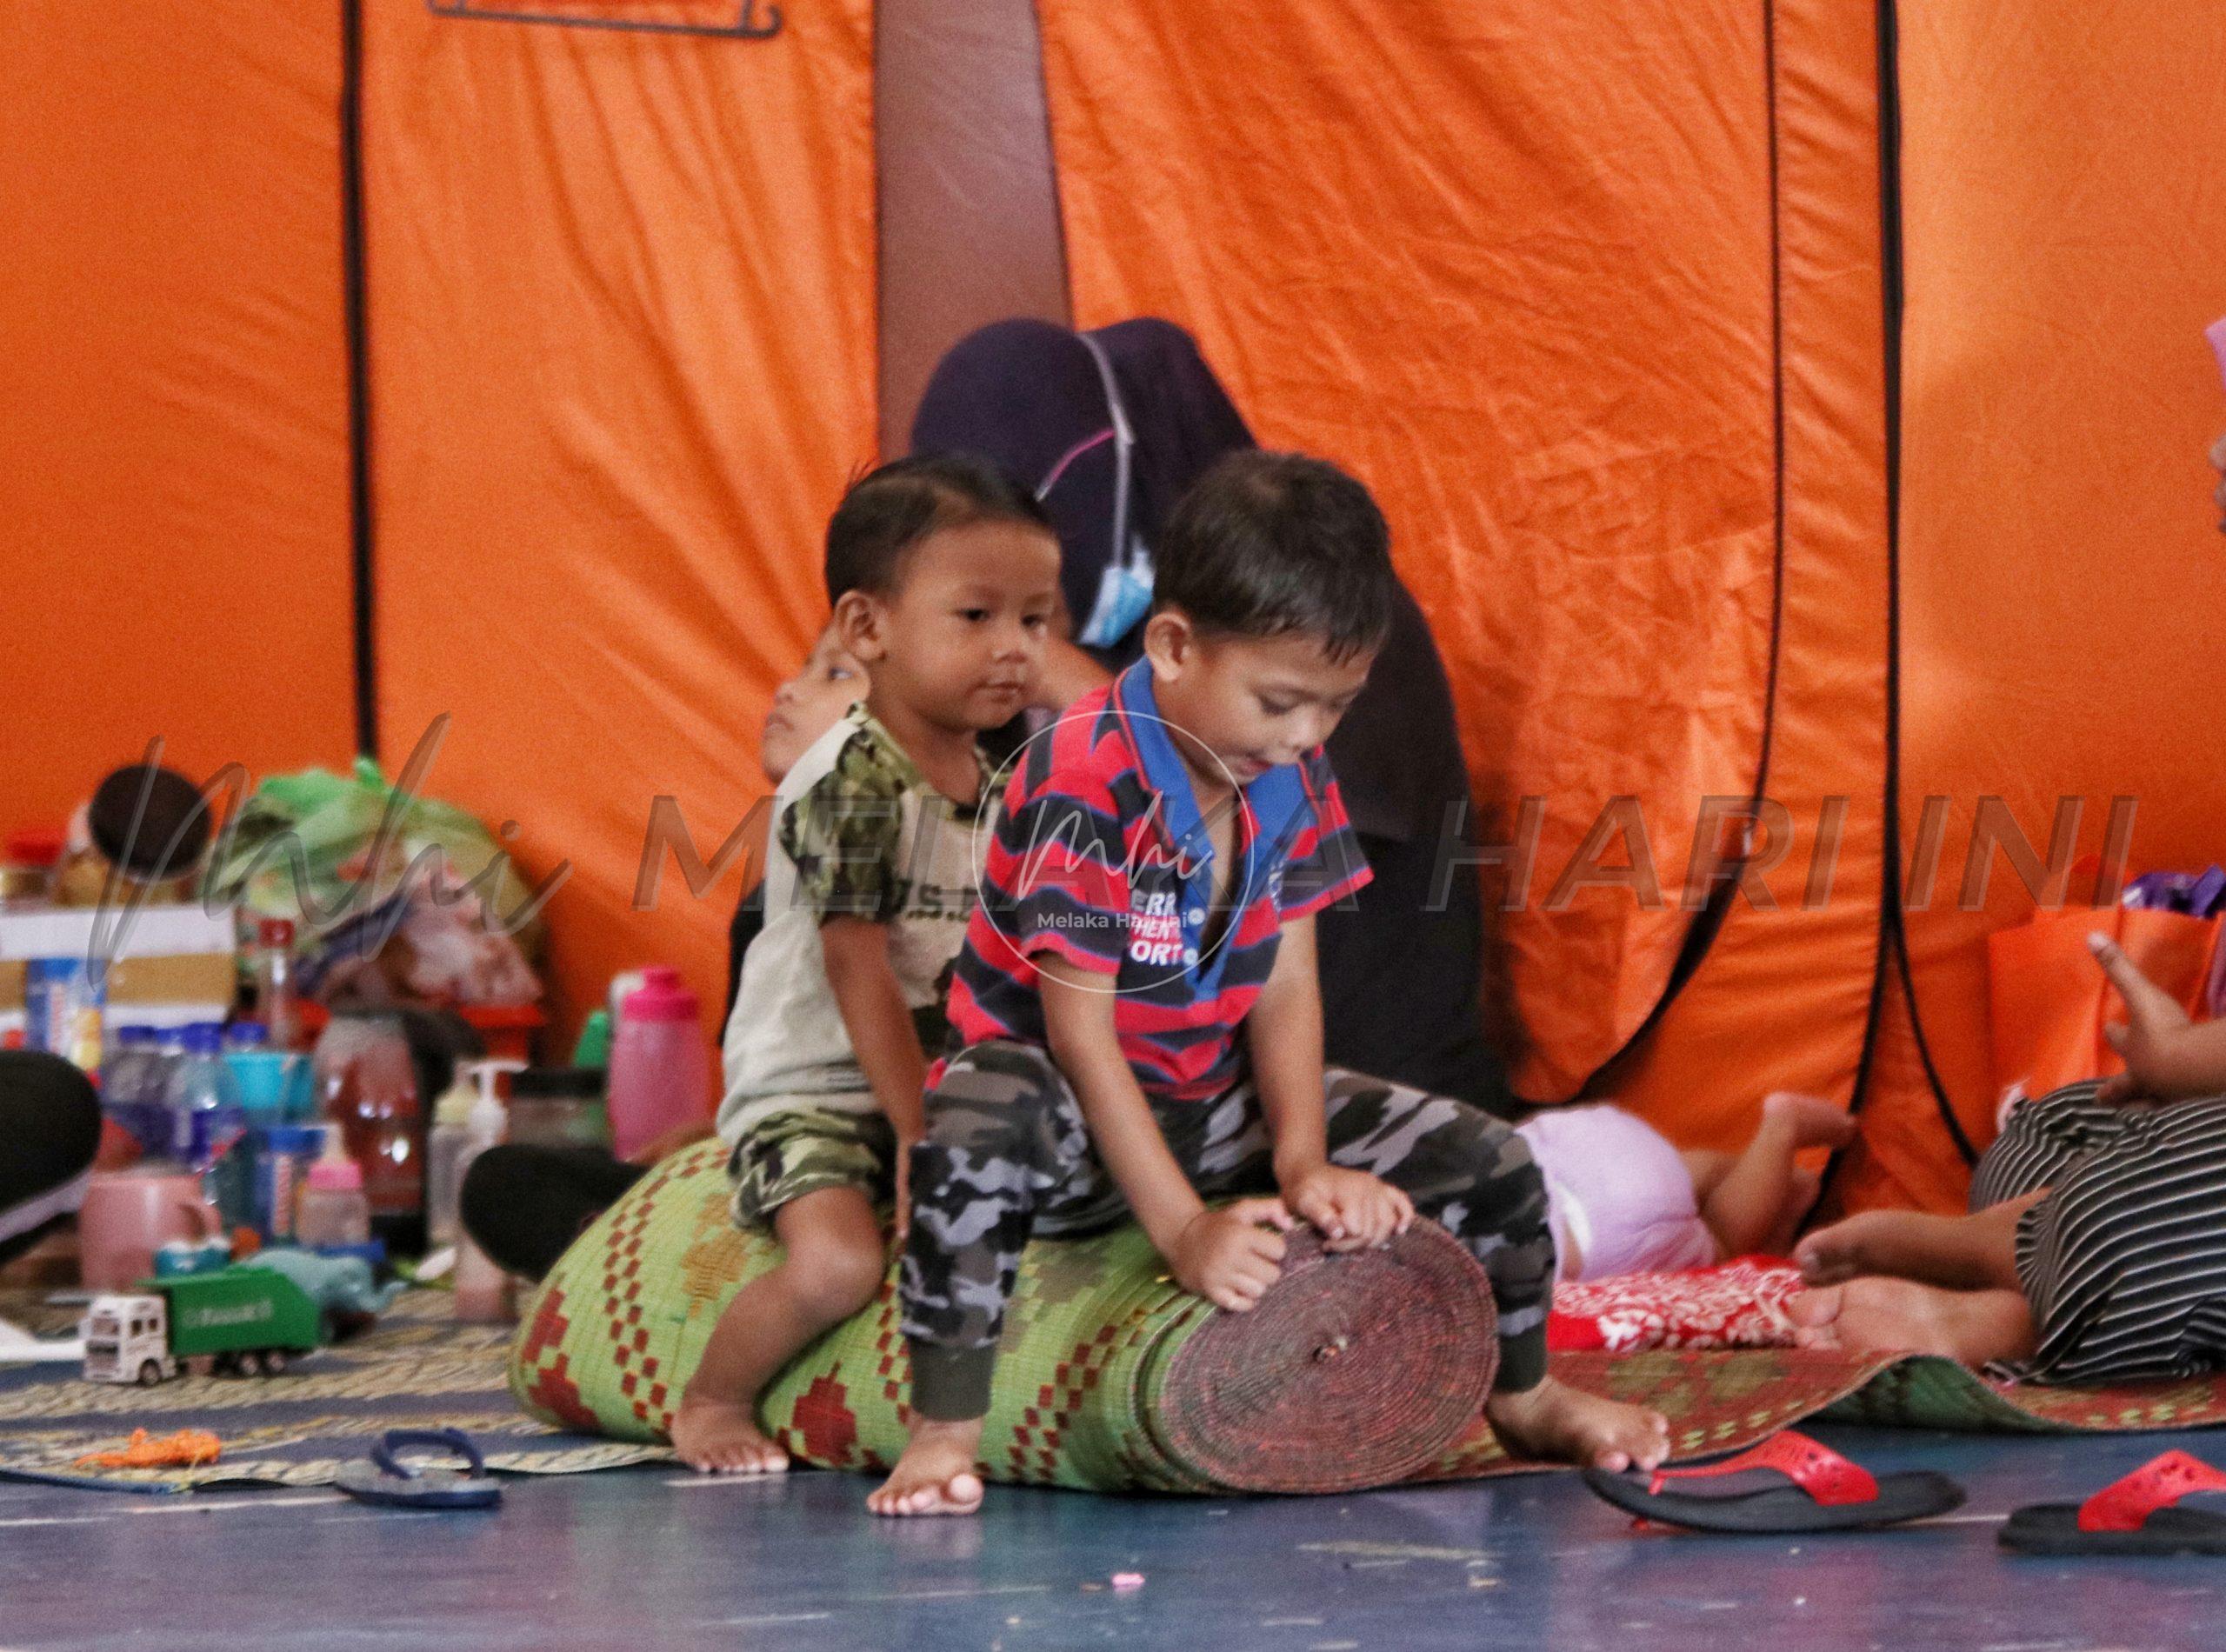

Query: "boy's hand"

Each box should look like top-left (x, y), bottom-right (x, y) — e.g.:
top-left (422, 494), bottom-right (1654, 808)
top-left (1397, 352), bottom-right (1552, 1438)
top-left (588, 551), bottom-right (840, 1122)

top-left (2089, 932), bottom-right (2196, 1101)
top-left (1167, 1199), bottom-right (1294, 1312)
top-left (1280, 1162), bottom-right (1414, 1252)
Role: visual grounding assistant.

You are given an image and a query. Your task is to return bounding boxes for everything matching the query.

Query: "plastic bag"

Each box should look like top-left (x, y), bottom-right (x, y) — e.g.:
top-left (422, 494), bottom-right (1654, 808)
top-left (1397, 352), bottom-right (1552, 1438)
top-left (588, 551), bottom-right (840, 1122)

top-left (209, 755), bottom-right (548, 979)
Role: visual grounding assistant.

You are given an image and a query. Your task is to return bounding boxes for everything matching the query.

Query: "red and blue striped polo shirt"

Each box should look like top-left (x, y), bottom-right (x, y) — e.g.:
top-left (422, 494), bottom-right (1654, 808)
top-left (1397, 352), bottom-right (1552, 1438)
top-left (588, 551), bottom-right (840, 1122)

top-left (940, 659), bottom-right (1372, 1103)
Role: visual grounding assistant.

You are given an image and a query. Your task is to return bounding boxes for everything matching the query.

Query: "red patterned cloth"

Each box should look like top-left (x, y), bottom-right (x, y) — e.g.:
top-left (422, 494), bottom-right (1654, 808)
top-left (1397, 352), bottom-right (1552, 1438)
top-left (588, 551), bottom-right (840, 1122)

top-left (1548, 1256), bottom-right (1803, 1353)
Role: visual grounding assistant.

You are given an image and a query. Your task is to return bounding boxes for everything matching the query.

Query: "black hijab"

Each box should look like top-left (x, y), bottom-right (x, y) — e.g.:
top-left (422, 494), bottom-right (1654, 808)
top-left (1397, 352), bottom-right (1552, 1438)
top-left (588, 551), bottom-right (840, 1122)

top-left (909, 317), bottom-right (1253, 662)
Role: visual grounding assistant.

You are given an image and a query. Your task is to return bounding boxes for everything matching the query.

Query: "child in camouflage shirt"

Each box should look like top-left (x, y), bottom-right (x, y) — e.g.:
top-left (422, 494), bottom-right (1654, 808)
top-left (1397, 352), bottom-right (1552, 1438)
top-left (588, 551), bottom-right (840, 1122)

top-left (670, 456), bottom-right (1063, 1475)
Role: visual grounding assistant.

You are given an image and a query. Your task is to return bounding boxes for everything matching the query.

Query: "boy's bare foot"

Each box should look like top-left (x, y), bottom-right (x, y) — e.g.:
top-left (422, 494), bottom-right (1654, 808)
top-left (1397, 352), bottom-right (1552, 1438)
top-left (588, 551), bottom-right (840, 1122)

top-left (1788, 1278), bottom-right (2034, 1366)
top-left (670, 1394), bottom-right (790, 1475)
top-left (1485, 1376), bottom-right (1670, 1471)
top-left (1762, 1089), bottom-right (1859, 1150)
top-left (867, 1418), bottom-right (985, 1517)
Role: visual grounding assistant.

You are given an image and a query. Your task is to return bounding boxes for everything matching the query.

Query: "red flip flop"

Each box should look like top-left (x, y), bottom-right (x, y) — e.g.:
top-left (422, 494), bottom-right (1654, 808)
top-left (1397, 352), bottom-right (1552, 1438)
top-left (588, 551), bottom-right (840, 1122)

top-left (1582, 1430), bottom-right (1964, 1534)
top-left (2001, 1451), bottom-right (2226, 1555)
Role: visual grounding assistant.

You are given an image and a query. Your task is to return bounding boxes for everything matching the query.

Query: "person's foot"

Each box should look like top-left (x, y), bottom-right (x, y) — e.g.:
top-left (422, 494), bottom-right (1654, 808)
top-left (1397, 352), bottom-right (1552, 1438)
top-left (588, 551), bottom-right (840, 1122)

top-left (1793, 1209), bottom-right (1917, 1285)
top-left (1485, 1376), bottom-right (1670, 1471)
top-left (1787, 1277), bottom-right (2033, 1365)
top-left (867, 1418), bottom-right (986, 1517)
top-left (1762, 1090), bottom-right (1859, 1150)
top-left (670, 1393), bottom-right (790, 1475)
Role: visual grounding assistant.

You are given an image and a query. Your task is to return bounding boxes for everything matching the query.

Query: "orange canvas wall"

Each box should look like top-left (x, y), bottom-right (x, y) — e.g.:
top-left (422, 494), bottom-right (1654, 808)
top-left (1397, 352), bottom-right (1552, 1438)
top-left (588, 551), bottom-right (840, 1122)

top-left (1852, 0), bottom-right (2226, 1209)
top-left (359, 0), bottom-right (878, 1046)
top-left (13, 1), bottom-right (2226, 1218)
top-left (0, 3), bottom-right (354, 833)
top-left (1599, 0), bottom-right (1895, 1180)
top-left (1038, 0), bottom-right (1785, 1106)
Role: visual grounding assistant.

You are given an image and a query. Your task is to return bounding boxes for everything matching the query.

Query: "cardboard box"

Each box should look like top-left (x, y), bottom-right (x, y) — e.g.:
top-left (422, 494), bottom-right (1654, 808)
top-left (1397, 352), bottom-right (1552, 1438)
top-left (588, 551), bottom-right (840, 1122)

top-left (0, 904), bottom-right (237, 1037)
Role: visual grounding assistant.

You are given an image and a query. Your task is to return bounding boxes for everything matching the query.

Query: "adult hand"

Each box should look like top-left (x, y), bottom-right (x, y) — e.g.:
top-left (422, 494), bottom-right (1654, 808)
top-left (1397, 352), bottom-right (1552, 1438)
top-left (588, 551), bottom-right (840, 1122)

top-left (2089, 931), bottom-right (2193, 1101)
top-left (1167, 1198), bottom-right (1293, 1312)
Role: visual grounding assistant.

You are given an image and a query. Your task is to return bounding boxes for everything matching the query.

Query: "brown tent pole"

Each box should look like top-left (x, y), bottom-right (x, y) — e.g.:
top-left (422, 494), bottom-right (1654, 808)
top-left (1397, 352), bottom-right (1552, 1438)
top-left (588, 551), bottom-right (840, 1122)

top-left (874, 0), bottom-right (1072, 456)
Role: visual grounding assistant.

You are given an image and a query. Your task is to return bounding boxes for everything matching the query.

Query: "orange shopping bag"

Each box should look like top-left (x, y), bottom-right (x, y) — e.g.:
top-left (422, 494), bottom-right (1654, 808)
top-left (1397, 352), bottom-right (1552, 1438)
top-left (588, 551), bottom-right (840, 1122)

top-left (1989, 903), bottom-right (2223, 1109)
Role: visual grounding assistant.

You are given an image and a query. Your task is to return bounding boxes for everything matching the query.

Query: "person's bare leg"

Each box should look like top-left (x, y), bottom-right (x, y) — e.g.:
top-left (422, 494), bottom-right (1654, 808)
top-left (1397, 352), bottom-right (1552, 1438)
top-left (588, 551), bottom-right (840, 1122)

top-left (1795, 1193), bottom-right (2042, 1291)
top-left (670, 1187), bottom-right (886, 1475)
top-left (1787, 1278), bottom-right (2035, 1367)
top-left (1485, 1377), bottom-right (1671, 1472)
top-left (1762, 1167), bottom-right (1821, 1256)
top-left (1696, 1092), bottom-right (1857, 1257)
top-left (868, 1416), bottom-right (988, 1517)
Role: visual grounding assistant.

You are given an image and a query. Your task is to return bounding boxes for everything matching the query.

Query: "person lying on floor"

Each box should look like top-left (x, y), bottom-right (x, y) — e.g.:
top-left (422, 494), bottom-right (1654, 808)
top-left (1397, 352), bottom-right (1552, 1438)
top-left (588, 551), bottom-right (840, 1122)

top-left (457, 625), bottom-right (868, 1282)
top-left (870, 452), bottom-right (1670, 1519)
top-left (670, 456), bottom-right (1063, 1475)
top-left (1789, 932), bottom-right (2226, 1382)
top-left (1520, 1091), bottom-right (1854, 1282)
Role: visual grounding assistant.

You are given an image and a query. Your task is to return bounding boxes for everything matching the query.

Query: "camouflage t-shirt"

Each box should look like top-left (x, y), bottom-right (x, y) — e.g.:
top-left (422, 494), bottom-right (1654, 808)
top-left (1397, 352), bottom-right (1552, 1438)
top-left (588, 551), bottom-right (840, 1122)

top-left (716, 704), bottom-right (996, 1142)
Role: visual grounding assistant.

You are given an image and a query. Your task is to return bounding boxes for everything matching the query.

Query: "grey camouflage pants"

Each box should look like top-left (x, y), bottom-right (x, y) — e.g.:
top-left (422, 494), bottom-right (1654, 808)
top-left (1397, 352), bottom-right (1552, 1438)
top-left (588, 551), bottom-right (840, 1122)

top-left (900, 1039), bottom-right (1553, 1421)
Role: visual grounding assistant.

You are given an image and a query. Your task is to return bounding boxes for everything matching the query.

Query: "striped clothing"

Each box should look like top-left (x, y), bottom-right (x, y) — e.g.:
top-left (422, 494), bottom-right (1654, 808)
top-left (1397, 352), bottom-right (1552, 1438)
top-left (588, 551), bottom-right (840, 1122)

top-left (1975, 1082), bottom-right (2226, 1385)
top-left (940, 659), bottom-right (1371, 1103)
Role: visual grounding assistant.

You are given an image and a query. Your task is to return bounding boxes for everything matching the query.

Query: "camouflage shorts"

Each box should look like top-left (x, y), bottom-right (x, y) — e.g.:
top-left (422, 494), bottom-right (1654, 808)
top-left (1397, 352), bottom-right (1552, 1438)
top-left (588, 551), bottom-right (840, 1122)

top-left (727, 1104), bottom-right (898, 1229)
top-left (898, 1041), bottom-right (1553, 1421)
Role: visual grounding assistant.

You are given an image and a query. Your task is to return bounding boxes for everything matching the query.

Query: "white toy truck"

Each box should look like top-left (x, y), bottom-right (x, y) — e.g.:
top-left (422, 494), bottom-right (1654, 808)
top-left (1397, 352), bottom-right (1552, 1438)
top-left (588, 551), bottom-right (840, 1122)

top-left (81, 1268), bottom-right (324, 1385)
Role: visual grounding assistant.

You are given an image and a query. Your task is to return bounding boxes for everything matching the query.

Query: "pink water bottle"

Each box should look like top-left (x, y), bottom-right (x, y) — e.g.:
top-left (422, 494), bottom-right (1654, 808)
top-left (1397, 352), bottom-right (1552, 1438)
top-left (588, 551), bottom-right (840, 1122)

top-left (606, 967), bottom-right (710, 1160)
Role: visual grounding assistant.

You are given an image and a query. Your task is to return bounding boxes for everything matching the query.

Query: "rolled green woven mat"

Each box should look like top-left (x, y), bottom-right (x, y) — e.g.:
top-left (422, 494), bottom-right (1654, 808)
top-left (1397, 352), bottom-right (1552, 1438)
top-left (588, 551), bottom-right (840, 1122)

top-left (510, 1140), bottom-right (1499, 1494)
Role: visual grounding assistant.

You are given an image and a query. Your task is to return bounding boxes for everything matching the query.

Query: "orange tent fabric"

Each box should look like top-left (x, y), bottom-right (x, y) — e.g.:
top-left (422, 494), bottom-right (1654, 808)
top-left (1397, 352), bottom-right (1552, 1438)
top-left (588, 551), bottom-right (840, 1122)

top-left (359, 0), bottom-right (878, 1042)
top-left (1856, 0), bottom-right (2226, 1210)
top-left (1039, 0), bottom-right (1783, 1105)
top-left (0, 3), bottom-right (354, 832)
top-left (1597, 0), bottom-right (1894, 1177)
top-left (1039, 0), bottom-right (2226, 1215)
top-left (10, 2), bottom-right (2226, 1220)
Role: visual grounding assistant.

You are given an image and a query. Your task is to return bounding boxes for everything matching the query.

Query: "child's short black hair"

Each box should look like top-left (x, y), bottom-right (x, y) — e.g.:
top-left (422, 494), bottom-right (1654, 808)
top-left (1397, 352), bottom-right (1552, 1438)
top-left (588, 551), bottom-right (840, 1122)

top-left (825, 453), bottom-right (1052, 603)
top-left (1152, 450), bottom-right (1396, 663)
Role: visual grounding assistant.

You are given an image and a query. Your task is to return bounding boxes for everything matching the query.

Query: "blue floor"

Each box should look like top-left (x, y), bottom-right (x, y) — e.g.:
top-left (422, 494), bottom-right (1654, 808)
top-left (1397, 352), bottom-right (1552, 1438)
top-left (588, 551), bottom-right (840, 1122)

top-left (5, 1423), bottom-right (2220, 1650)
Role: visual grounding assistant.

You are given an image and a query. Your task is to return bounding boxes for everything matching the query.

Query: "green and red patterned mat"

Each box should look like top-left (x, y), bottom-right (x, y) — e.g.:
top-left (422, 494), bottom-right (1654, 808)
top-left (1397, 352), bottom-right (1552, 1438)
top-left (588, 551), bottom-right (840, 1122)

top-left (9, 1141), bottom-right (2226, 1494)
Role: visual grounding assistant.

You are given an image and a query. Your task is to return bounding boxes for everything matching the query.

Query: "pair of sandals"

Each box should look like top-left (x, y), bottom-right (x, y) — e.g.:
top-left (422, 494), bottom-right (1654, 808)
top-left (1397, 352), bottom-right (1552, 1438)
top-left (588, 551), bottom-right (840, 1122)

top-left (1584, 1431), bottom-right (2226, 1555)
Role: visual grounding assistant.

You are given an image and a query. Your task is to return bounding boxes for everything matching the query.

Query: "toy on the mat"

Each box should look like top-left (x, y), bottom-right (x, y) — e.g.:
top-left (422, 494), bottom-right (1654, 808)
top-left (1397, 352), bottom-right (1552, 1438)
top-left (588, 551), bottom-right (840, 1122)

top-left (72, 1428), bottom-right (223, 1470)
top-left (81, 1262), bottom-right (328, 1384)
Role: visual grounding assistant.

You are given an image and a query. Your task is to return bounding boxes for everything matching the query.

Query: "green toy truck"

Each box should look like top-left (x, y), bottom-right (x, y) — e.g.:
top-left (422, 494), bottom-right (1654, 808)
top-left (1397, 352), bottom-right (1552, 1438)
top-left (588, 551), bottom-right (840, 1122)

top-left (82, 1267), bottom-right (326, 1385)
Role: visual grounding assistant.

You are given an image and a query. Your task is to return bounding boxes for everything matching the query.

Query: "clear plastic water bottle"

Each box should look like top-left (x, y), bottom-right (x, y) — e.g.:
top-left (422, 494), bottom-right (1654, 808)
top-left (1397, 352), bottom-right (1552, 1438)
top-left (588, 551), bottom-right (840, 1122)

top-left (167, 1022), bottom-right (252, 1229)
top-left (99, 1025), bottom-right (170, 1158)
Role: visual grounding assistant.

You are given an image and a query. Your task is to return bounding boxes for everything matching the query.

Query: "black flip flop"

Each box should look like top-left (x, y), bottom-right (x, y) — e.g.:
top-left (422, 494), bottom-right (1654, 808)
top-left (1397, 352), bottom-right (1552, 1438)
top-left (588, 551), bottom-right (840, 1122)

top-left (2002, 1450), bottom-right (2226, 1555)
top-left (1582, 1430), bottom-right (1964, 1534)
top-left (335, 1428), bottom-right (503, 1510)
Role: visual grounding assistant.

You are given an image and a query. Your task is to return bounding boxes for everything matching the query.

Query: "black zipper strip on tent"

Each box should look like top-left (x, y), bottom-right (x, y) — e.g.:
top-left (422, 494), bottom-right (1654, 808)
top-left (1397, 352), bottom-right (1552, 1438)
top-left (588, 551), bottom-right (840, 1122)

top-left (1815, 0), bottom-right (1976, 1209)
top-left (341, 0), bottom-right (379, 763)
top-left (1570, 0), bottom-right (1792, 1096)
